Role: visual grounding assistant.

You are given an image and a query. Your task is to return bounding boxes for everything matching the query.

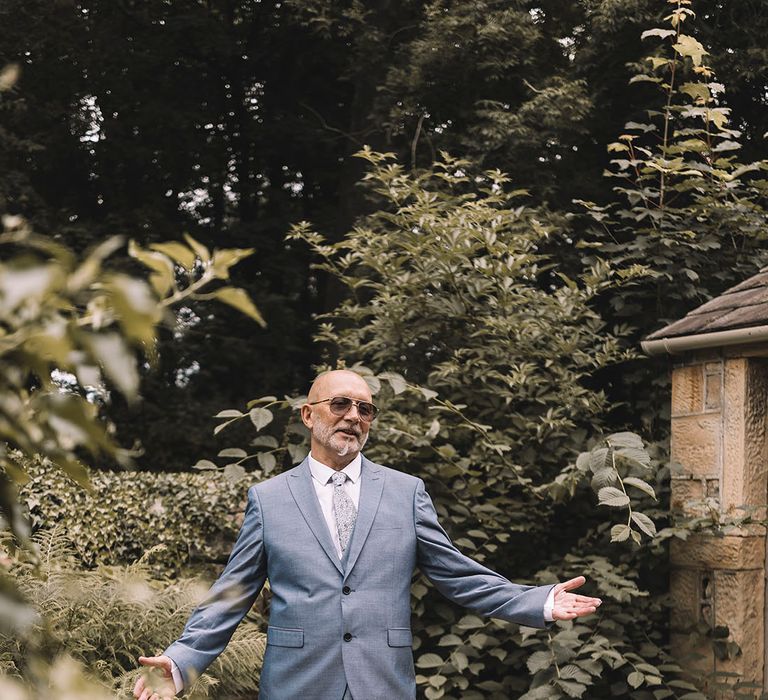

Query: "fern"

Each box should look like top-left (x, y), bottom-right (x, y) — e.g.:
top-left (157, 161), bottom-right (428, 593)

top-left (0, 528), bottom-right (265, 698)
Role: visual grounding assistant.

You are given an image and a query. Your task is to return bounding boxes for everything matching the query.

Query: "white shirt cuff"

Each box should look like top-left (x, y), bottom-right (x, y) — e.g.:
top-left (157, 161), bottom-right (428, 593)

top-left (170, 659), bottom-right (184, 694)
top-left (543, 587), bottom-right (556, 622)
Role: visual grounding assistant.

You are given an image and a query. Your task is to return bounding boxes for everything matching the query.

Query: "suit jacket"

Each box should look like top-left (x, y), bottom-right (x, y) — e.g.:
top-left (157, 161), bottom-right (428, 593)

top-left (164, 456), bottom-right (554, 700)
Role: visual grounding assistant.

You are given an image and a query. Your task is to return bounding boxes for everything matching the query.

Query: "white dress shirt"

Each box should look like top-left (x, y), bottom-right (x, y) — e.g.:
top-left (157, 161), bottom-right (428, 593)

top-left (169, 452), bottom-right (552, 693)
top-left (308, 452), bottom-right (362, 559)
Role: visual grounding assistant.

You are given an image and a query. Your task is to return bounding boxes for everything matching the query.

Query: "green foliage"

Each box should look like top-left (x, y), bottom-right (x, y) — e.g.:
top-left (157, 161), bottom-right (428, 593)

top-left (0, 215), bottom-right (262, 546)
top-left (218, 147), bottom-right (687, 697)
top-left (0, 529), bottom-right (265, 699)
top-left (578, 0), bottom-right (768, 329)
top-left (18, 457), bottom-right (249, 576)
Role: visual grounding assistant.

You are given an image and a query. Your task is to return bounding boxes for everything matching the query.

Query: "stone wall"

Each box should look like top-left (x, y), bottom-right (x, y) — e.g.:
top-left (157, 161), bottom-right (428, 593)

top-left (670, 350), bottom-right (768, 697)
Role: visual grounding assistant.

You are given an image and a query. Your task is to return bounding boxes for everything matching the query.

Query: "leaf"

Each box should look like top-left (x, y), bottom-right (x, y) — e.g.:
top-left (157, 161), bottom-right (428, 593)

top-left (631, 512), bottom-right (657, 537)
top-left (127, 240), bottom-right (175, 296)
top-left (673, 35), bottom-right (708, 67)
top-left (257, 452), bottom-right (277, 473)
top-left (419, 387), bottom-right (438, 401)
top-left (287, 443), bottom-right (308, 463)
top-left (416, 653), bottom-right (444, 669)
top-left (591, 468), bottom-right (618, 491)
top-left (215, 410), bottom-right (243, 418)
top-left (628, 671), bottom-right (644, 689)
top-left (526, 650), bottom-right (553, 674)
top-left (679, 82), bottom-right (710, 103)
top-left (556, 680), bottom-right (587, 698)
top-left (223, 463), bottom-right (246, 482)
top-left (0, 63), bottom-right (20, 91)
top-left (606, 432), bottom-right (643, 449)
top-left (378, 371), bottom-right (407, 395)
top-left (438, 634), bottom-right (463, 647)
top-left (249, 407), bottom-right (273, 431)
top-left (214, 287), bottom-right (266, 327)
top-left (641, 28), bottom-right (676, 40)
top-left (426, 419), bottom-right (440, 439)
top-left (622, 477), bottom-right (657, 499)
top-left (575, 452), bottom-right (591, 472)
top-left (192, 459), bottom-right (217, 470)
top-left (251, 435), bottom-right (279, 448)
top-left (218, 448), bottom-right (247, 459)
top-left (211, 248), bottom-right (254, 279)
top-left (610, 524), bottom-right (631, 542)
top-left (598, 487), bottom-right (630, 508)
top-left (183, 232), bottom-right (210, 262)
top-left (615, 446), bottom-right (651, 468)
top-left (589, 447), bottom-right (609, 473)
top-left (86, 333), bottom-right (139, 401)
top-left (456, 614), bottom-right (484, 629)
top-left (149, 241), bottom-right (196, 269)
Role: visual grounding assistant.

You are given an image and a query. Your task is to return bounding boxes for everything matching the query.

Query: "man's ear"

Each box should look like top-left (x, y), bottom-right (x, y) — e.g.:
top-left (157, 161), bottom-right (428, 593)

top-left (300, 404), bottom-right (313, 429)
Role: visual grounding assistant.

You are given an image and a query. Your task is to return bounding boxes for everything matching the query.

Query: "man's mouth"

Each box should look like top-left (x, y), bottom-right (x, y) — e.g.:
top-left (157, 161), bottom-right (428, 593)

top-left (335, 428), bottom-right (359, 438)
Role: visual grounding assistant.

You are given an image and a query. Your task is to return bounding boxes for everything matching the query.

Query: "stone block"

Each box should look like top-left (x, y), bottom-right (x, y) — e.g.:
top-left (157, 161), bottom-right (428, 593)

top-left (671, 414), bottom-right (722, 478)
top-left (672, 364), bottom-right (705, 416)
top-left (670, 478), bottom-right (705, 514)
top-left (705, 363), bottom-right (723, 410)
top-left (670, 533), bottom-right (765, 571)
top-left (712, 569), bottom-right (764, 687)
top-left (721, 359), bottom-right (768, 510)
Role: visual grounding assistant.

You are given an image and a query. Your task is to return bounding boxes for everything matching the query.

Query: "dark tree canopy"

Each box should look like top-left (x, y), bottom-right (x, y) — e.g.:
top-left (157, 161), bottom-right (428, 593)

top-left (2, 0), bottom-right (768, 468)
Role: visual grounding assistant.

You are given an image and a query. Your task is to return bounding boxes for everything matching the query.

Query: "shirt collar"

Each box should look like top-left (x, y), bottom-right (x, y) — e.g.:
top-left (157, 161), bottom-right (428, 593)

top-left (308, 452), bottom-right (362, 485)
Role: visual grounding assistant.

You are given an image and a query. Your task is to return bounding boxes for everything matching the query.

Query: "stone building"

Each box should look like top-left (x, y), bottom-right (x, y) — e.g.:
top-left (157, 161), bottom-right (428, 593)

top-left (643, 266), bottom-right (768, 697)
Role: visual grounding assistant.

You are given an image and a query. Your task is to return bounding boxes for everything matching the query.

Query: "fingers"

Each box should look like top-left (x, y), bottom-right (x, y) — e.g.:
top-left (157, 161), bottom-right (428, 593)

top-left (551, 604), bottom-right (598, 620)
top-left (554, 576), bottom-right (586, 594)
top-left (138, 655), bottom-right (172, 678)
top-left (133, 676), bottom-right (145, 698)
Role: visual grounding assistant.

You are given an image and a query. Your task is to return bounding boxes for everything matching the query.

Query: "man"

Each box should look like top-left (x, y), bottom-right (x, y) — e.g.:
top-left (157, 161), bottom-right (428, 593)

top-left (134, 370), bottom-right (601, 700)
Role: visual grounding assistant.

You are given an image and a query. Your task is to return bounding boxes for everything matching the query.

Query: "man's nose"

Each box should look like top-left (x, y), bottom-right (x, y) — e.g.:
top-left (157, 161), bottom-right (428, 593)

top-left (343, 403), bottom-right (361, 421)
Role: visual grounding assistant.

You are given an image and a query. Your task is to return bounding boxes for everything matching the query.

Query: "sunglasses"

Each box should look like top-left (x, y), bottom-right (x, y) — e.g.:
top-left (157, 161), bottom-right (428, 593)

top-left (308, 396), bottom-right (379, 422)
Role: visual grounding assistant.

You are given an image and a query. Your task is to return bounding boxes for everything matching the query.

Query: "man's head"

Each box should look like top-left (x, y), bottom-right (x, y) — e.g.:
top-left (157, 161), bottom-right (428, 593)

top-left (301, 370), bottom-right (376, 469)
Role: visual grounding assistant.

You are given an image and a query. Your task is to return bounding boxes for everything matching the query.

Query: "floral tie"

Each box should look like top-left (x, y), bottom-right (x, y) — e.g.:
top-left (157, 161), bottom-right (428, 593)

top-left (331, 471), bottom-right (357, 556)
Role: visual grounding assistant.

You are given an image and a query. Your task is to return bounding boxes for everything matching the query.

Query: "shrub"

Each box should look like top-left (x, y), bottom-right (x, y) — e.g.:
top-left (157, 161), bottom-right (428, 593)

top-left (19, 458), bottom-right (249, 576)
top-left (0, 528), bottom-right (266, 699)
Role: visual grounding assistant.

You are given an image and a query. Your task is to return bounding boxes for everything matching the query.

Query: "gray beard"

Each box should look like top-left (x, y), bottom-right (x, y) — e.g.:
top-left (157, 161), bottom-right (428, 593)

top-left (315, 423), bottom-right (368, 457)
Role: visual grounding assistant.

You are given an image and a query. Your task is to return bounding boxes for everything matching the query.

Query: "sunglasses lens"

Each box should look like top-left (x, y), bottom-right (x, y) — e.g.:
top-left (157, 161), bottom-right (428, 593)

top-left (329, 397), bottom-right (353, 415)
top-left (358, 402), bottom-right (376, 421)
top-left (326, 397), bottom-right (378, 421)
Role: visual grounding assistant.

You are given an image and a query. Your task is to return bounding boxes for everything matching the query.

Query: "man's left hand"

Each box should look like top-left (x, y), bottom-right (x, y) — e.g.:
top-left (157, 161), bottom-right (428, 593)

top-left (551, 576), bottom-right (601, 620)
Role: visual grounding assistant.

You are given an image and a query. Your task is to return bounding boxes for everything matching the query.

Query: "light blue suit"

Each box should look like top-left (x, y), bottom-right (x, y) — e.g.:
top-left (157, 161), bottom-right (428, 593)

top-left (165, 456), bottom-right (554, 699)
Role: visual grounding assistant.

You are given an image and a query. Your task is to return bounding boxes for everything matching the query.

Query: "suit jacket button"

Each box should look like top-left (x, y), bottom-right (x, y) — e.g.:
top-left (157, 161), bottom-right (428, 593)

top-left (342, 586), bottom-right (351, 595)
top-left (343, 633), bottom-right (353, 642)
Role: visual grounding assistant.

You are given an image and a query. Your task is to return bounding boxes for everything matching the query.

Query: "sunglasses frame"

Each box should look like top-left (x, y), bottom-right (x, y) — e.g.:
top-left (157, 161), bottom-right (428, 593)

top-left (308, 396), bottom-right (379, 422)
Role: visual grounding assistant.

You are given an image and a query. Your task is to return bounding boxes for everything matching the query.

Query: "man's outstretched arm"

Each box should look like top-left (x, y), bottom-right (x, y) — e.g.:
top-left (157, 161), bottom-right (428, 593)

top-left (134, 485), bottom-right (268, 698)
top-left (414, 480), bottom-right (600, 627)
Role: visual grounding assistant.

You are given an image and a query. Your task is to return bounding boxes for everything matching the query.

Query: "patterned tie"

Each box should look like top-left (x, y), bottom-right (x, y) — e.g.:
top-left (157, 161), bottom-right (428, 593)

top-left (331, 471), bottom-right (357, 556)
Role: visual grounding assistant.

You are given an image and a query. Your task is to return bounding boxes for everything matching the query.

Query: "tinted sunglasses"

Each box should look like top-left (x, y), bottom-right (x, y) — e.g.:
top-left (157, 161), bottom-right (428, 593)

top-left (308, 396), bottom-right (379, 422)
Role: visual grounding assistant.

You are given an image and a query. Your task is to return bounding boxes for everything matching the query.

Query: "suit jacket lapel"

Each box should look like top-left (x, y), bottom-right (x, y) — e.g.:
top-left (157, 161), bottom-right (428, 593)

top-left (287, 459), bottom-right (344, 575)
top-left (343, 457), bottom-right (385, 581)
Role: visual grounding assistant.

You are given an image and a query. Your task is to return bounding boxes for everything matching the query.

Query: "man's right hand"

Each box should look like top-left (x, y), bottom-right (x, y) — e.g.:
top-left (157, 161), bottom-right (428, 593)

top-left (134, 655), bottom-right (177, 700)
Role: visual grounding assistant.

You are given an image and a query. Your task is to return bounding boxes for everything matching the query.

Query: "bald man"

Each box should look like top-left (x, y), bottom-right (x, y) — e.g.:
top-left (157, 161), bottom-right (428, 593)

top-left (134, 370), bottom-right (600, 700)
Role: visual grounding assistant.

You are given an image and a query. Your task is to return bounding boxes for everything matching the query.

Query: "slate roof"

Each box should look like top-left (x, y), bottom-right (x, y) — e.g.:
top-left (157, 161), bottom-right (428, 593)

top-left (645, 266), bottom-right (768, 341)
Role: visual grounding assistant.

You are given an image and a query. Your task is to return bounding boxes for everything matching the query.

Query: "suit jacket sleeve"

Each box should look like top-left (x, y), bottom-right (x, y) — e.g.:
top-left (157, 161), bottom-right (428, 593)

top-left (414, 479), bottom-right (553, 629)
top-left (164, 485), bottom-right (267, 689)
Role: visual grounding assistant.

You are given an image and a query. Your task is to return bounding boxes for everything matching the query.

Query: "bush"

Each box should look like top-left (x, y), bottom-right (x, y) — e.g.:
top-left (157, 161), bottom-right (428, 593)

top-left (19, 458), bottom-right (249, 575)
top-left (0, 529), bottom-right (266, 699)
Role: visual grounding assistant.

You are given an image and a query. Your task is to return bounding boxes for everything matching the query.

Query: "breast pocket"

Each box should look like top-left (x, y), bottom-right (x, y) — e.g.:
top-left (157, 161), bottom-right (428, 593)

top-left (267, 626), bottom-right (304, 648)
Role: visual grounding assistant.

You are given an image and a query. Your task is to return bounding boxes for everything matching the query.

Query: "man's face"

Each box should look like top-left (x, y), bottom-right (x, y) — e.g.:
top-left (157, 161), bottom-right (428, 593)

top-left (302, 371), bottom-right (374, 466)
